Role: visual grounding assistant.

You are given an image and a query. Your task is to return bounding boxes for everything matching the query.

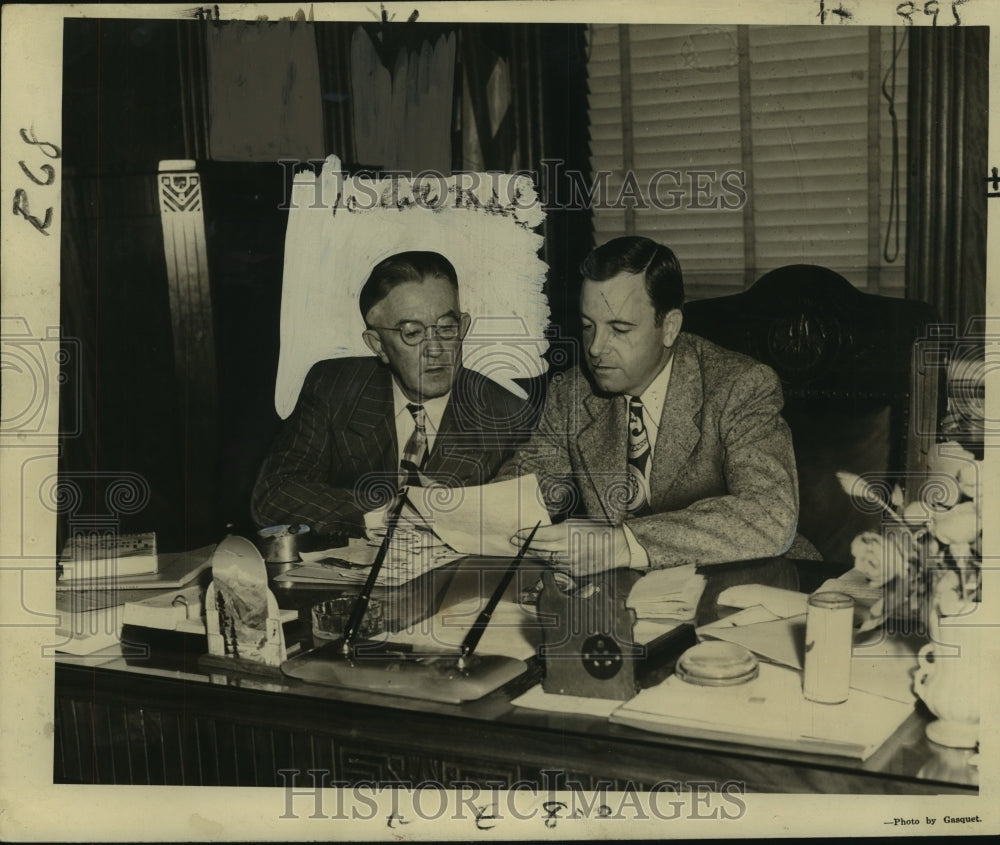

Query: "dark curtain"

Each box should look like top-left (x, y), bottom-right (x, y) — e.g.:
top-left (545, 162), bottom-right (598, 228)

top-left (906, 27), bottom-right (988, 333)
top-left (177, 19), bottom-right (211, 159)
top-left (538, 25), bottom-right (592, 347)
top-left (458, 24), bottom-right (592, 354)
top-left (458, 24), bottom-right (538, 173)
top-left (315, 23), bottom-right (357, 165)
top-left (60, 20), bottom-right (198, 551)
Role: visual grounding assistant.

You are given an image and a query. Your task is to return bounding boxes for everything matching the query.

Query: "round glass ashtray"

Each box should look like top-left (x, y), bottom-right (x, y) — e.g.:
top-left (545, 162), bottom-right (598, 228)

top-left (675, 641), bottom-right (759, 687)
top-left (312, 597), bottom-right (385, 641)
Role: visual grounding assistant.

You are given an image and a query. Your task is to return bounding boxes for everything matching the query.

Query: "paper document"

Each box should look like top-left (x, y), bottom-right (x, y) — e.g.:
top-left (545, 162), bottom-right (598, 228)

top-left (703, 606), bottom-right (782, 627)
top-left (54, 603), bottom-right (123, 654)
top-left (814, 568), bottom-right (883, 606)
top-left (716, 584), bottom-right (808, 618)
top-left (121, 582), bottom-right (203, 629)
top-left (634, 619), bottom-right (686, 643)
top-left (698, 613), bottom-right (807, 669)
top-left (815, 570), bottom-right (883, 627)
top-left (850, 634), bottom-right (919, 704)
top-left (385, 597), bottom-right (541, 660)
top-left (56, 544), bottom-right (216, 591)
top-left (627, 564), bottom-right (706, 622)
top-left (277, 536), bottom-right (462, 587)
top-left (610, 662), bottom-right (913, 760)
top-left (298, 540), bottom-right (378, 566)
top-left (404, 475), bottom-right (551, 557)
top-left (59, 531), bottom-right (158, 580)
top-left (512, 684), bottom-right (623, 718)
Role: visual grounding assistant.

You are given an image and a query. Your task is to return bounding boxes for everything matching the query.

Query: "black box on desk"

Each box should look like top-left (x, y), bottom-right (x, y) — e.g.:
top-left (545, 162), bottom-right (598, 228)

top-left (120, 624), bottom-right (209, 674)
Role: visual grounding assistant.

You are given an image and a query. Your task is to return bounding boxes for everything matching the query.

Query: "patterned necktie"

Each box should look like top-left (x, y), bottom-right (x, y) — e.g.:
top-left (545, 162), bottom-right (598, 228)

top-left (399, 403), bottom-right (428, 486)
top-left (627, 397), bottom-right (651, 514)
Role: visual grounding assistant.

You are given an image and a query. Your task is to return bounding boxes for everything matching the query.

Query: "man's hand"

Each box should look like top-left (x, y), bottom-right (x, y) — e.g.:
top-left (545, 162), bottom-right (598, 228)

top-left (512, 519), bottom-right (631, 578)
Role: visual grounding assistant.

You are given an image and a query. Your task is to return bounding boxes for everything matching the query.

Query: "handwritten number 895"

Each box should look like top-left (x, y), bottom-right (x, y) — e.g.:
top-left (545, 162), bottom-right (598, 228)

top-left (897, 0), bottom-right (968, 25)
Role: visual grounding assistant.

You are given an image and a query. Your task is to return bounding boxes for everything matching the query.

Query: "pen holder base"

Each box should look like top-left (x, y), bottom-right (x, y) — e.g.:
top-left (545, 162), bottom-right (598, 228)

top-left (199, 653), bottom-right (286, 678)
top-left (281, 640), bottom-right (529, 703)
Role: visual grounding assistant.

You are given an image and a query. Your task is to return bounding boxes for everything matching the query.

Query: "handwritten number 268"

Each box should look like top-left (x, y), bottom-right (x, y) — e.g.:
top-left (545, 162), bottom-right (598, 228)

top-left (13, 127), bottom-right (61, 236)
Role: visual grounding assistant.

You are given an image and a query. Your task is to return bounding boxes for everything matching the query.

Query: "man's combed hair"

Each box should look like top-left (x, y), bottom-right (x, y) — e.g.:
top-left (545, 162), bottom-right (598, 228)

top-left (580, 236), bottom-right (684, 324)
top-left (359, 251), bottom-right (459, 320)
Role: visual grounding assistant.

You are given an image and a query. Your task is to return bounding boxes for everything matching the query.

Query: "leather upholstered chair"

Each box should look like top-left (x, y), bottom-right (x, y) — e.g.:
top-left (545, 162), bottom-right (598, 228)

top-left (684, 265), bottom-right (944, 564)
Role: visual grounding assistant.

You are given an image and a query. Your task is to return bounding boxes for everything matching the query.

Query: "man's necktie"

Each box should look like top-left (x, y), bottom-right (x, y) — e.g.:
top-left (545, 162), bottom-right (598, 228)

top-left (399, 403), bottom-right (428, 486)
top-left (627, 397), bottom-right (651, 514)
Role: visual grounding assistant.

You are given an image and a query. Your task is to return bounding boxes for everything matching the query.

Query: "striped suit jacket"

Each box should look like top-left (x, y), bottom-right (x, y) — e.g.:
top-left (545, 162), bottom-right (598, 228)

top-left (252, 357), bottom-right (538, 535)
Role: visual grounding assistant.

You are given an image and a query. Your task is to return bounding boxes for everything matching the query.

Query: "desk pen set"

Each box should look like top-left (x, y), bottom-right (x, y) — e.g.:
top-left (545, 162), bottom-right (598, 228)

top-left (276, 490), bottom-right (690, 703)
top-left (279, 490), bottom-right (535, 703)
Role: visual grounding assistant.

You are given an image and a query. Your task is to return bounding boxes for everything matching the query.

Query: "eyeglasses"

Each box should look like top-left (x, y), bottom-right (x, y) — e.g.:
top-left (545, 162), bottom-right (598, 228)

top-left (368, 319), bottom-right (464, 346)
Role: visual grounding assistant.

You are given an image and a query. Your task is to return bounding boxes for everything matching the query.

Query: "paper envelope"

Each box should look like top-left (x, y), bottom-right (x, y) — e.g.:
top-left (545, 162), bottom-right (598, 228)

top-left (698, 613), bottom-right (808, 669)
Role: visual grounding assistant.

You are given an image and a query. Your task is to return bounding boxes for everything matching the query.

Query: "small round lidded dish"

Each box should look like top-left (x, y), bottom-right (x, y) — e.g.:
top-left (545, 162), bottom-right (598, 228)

top-left (312, 597), bottom-right (385, 641)
top-left (675, 641), bottom-right (759, 687)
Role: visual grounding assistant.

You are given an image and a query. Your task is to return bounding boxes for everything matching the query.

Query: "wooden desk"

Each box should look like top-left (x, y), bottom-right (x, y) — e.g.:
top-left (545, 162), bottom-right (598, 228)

top-left (53, 558), bottom-right (979, 794)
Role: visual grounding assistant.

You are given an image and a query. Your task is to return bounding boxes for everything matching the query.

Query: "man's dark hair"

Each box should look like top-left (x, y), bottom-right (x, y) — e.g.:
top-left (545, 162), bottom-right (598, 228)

top-left (359, 251), bottom-right (459, 321)
top-left (580, 236), bottom-right (684, 324)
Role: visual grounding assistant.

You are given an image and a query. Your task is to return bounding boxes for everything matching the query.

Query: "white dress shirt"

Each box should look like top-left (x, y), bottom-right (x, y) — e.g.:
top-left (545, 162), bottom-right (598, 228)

top-left (391, 379), bottom-right (450, 463)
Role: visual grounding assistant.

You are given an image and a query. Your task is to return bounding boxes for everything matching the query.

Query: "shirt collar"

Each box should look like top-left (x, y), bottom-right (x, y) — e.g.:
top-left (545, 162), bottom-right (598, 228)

top-left (391, 377), bottom-right (450, 434)
top-left (626, 352), bottom-right (675, 426)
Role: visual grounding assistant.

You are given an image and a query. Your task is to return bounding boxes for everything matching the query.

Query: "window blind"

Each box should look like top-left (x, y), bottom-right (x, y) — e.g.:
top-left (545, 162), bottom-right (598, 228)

top-left (587, 24), bottom-right (907, 301)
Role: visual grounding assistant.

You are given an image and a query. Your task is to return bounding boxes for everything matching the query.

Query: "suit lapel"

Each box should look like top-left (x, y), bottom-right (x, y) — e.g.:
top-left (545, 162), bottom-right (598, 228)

top-left (578, 390), bottom-right (627, 521)
top-left (425, 368), bottom-right (490, 484)
top-left (343, 363), bottom-right (397, 474)
top-left (648, 335), bottom-right (703, 510)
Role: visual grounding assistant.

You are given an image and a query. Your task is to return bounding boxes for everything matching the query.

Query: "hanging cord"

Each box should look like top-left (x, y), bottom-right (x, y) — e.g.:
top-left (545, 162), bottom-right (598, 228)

top-left (881, 26), bottom-right (908, 263)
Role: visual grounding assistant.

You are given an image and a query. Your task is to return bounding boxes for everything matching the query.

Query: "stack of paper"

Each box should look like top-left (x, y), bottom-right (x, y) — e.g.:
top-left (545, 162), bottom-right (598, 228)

top-left (54, 591), bottom-right (125, 655)
top-left (609, 662), bottom-right (914, 760)
top-left (56, 544), bottom-right (216, 591)
top-left (276, 535), bottom-right (462, 587)
top-left (626, 564), bottom-right (706, 622)
top-left (59, 531), bottom-right (158, 581)
top-left (54, 545), bottom-right (217, 658)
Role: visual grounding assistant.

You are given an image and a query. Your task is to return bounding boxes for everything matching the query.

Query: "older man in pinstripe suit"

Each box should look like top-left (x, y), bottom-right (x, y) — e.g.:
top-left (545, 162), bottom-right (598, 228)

top-left (252, 251), bottom-right (537, 536)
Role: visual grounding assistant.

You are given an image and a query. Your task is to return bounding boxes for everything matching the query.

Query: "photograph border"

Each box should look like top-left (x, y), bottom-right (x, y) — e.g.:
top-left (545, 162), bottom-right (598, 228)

top-left (1, 1), bottom-right (998, 840)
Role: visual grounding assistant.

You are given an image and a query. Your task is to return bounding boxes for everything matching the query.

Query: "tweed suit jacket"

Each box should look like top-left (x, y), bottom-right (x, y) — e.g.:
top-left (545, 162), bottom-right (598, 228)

top-left (496, 332), bottom-right (799, 567)
top-left (252, 356), bottom-right (537, 535)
